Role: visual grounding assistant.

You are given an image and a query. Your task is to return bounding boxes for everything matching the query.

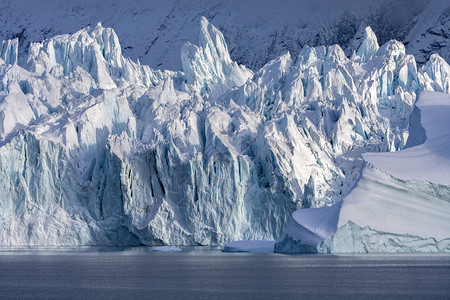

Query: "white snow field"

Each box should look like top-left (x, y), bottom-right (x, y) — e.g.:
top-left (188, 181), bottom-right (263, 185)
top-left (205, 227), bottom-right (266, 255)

top-left (275, 92), bottom-right (450, 253)
top-left (0, 16), bottom-right (449, 249)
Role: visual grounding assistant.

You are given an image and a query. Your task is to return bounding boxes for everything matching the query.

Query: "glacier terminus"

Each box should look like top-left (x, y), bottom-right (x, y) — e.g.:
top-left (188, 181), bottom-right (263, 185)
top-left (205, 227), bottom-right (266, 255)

top-left (0, 15), bottom-right (449, 253)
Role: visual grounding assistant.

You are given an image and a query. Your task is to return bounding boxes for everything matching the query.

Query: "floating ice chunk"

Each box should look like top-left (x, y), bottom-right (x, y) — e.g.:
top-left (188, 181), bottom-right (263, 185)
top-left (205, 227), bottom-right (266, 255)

top-left (320, 221), bottom-right (450, 253)
top-left (223, 240), bottom-right (275, 253)
top-left (274, 203), bottom-right (341, 253)
top-left (152, 246), bottom-right (182, 252)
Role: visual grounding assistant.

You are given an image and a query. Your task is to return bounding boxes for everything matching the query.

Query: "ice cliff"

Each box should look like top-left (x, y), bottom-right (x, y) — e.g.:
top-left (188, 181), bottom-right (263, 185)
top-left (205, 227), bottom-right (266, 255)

top-left (0, 17), bottom-right (449, 248)
top-left (275, 92), bottom-right (450, 253)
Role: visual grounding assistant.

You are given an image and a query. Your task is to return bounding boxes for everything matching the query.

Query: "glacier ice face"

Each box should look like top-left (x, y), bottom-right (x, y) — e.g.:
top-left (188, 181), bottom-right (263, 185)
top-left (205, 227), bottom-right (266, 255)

top-left (0, 90), bottom-right (35, 137)
top-left (25, 23), bottom-right (161, 89)
top-left (0, 17), bottom-right (449, 246)
top-left (275, 91), bottom-right (450, 253)
top-left (274, 203), bottom-right (342, 253)
top-left (421, 54), bottom-right (450, 94)
top-left (319, 221), bottom-right (450, 254)
top-left (0, 38), bottom-right (18, 66)
top-left (0, 131), bottom-right (99, 245)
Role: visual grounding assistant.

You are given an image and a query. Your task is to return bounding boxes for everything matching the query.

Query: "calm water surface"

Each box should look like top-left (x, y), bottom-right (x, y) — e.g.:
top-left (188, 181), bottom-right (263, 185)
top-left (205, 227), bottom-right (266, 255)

top-left (0, 247), bottom-right (449, 299)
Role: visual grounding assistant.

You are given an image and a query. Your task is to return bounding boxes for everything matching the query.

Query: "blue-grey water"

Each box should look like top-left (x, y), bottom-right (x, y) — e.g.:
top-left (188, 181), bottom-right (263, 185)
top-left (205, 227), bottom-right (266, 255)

top-left (0, 247), bottom-right (449, 299)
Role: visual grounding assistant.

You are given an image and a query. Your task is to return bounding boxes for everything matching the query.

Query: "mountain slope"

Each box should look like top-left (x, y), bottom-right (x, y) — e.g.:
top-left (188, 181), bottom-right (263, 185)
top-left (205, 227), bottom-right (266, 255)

top-left (0, 0), bottom-right (446, 71)
top-left (404, 0), bottom-right (450, 65)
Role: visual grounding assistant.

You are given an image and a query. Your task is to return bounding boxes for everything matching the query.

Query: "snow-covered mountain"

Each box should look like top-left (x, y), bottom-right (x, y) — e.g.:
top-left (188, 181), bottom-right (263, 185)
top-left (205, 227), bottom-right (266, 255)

top-left (0, 14), bottom-right (449, 248)
top-left (404, 0), bottom-right (450, 65)
top-left (1, 0), bottom-right (448, 71)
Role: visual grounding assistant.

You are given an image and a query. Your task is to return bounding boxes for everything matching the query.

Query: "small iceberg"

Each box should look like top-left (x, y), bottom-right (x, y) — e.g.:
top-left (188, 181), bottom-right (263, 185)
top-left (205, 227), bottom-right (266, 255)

top-left (152, 246), bottom-right (182, 252)
top-left (223, 241), bottom-right (275, 253)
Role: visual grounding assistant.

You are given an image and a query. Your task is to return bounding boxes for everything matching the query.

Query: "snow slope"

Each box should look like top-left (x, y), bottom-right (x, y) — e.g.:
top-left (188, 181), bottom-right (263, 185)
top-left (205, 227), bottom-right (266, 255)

top-left (0, 16), bottom-right (449, 246)
top-left (364, 92), bottom-right (450, 185)
top-left (275, 92), bottom-right (450, 253)
top-left (404, 0), bottom-right (450, 65)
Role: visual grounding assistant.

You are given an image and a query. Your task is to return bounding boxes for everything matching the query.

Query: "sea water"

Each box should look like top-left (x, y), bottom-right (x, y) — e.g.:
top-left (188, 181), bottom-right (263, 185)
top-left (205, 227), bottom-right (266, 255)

top-left (0, 247), bottom-right (449, 299)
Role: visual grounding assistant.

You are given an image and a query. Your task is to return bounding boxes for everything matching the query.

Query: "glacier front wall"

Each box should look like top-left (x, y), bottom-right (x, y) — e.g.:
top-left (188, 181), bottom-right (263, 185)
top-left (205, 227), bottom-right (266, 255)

top-left (0, 18), bottom-right (449, 247)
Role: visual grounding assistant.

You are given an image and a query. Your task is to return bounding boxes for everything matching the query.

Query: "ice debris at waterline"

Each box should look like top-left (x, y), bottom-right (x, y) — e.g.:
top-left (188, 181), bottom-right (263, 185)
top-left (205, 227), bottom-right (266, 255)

top-left (222, 241), bottom-right (275, 253)
top-left (152, 246), bottom-right (182, 252)
top-left (0, 17), bottom-right (449, 247)
top-left (275, 92), bottom-right (450, 253)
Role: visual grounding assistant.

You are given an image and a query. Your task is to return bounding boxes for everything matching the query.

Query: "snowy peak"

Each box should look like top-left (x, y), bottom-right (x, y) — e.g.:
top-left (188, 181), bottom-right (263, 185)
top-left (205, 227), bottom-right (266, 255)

top-left (356, 27), bottom-right (379, 62)
top-left (181, 17), bottom-right (253, 97)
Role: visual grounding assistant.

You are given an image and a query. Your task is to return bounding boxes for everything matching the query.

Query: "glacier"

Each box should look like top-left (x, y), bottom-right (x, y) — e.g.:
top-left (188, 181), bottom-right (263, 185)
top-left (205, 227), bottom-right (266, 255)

top-left (0, 16), bottom-right (449, 249)
top-left (275, 91), bottom-right (450, 253)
